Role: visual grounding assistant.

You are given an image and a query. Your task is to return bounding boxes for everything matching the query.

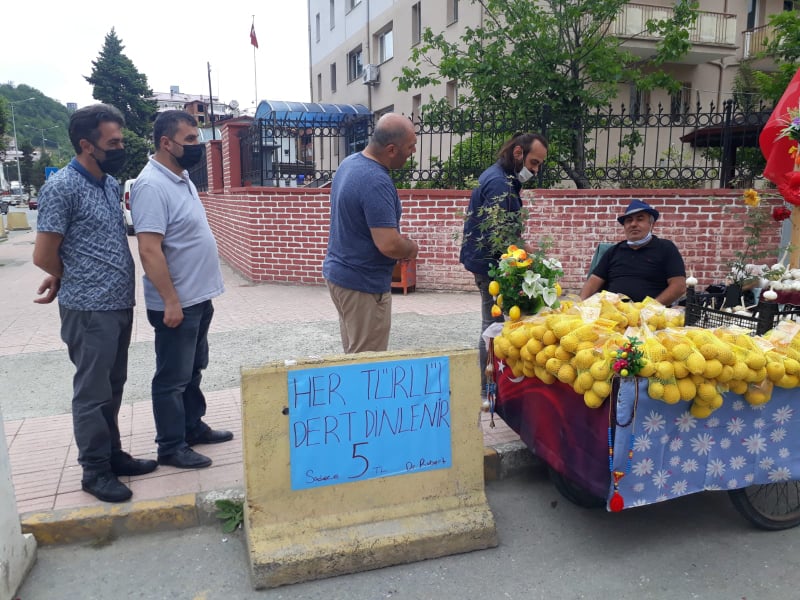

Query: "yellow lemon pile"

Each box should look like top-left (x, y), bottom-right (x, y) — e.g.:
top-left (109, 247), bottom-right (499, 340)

top-left (491, 293), bottom-right (800, 415)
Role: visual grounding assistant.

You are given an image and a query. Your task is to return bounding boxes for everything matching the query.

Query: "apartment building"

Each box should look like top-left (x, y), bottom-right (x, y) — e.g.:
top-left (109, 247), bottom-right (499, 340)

top-left (309, 0), bottom-right (793, 119)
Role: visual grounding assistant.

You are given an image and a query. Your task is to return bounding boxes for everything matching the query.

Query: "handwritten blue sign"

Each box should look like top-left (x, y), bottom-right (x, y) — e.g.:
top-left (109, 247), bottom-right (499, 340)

top-left (288, 356), bottom-right (451, 490)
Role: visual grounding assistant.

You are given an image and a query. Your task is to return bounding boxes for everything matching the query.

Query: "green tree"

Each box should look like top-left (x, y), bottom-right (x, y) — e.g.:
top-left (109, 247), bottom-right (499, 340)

top-left (116, 130), bottom-right (151, 183)
top-left (85, 28), bottom-right (157, 139)
top-left (752, 6), bottom-right (800, 105)
top-left (0, 97), bottom-right (8, 154)
top-left (398, 0), bottom-right (699, 188)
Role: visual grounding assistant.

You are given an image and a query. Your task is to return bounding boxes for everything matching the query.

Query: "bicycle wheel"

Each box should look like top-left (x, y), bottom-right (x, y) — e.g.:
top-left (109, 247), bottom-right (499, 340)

top-left (728, 482), bottom-right (800, 530)
top-left (548, 466), bottom-right (606, 509)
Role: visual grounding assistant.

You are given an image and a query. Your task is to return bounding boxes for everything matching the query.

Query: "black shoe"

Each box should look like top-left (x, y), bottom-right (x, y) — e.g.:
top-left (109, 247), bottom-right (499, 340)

top-left (81, 471), bottom-right (133, 503)
top-left (186, 428), bottom-right (234, 446)
top-left (158, 447), bottom-right (213, 469)
top-left (111, 451), bottom-right (158, 477)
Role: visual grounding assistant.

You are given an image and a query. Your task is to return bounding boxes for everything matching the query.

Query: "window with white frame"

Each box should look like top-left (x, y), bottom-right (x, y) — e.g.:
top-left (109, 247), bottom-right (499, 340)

top-left (330, 0), bottom-right (335, 28)
top-left (317, 73), bottom-right (322, 101)
top-left (412, 94), bottom-right (422, 122)
top-left (346, 0), bottom-right (361, 12)
top-left (348, 46), bottom-right (363, 81)
top-left (446, 80), bottom-right (458, 107)
top-left (670, 83), bottom-right (692, 122)
top-left (629, 84), bottom-right (650, 119)
top-left (412, 3), bottom-right (422, 46)
top-left (377, 25), bottom-right (394, 63)
top-left (315, 13), bottom-right (320, 42)
top-left (447, 0), bottom-right (458, 24)
top-left (330, 63), bottom-right (337, 92)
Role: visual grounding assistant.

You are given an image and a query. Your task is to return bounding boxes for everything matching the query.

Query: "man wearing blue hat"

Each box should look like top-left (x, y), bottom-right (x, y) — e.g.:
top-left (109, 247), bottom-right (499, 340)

top-left (579, 199), bottom-right (686, 304)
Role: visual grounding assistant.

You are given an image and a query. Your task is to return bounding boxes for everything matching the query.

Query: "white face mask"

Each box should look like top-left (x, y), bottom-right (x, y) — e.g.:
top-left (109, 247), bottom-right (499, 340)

top-left (627, 231), bottom-right (653, 248)
top-left (517, 166), bottom-right (534, 184)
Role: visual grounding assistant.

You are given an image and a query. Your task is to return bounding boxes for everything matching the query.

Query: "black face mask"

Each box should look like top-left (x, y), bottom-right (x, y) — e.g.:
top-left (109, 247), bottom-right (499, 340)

top-left (94, 147), bottom-right (127, 176)
top-left (170, 142), bottom-right (204, 169)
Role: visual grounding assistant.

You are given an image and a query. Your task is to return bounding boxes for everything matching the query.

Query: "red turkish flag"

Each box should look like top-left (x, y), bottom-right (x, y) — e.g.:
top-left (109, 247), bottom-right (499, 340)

top-left (759, 66), bottom-right (800, 190)
top-left (250, 24), bottom-right (259, 49)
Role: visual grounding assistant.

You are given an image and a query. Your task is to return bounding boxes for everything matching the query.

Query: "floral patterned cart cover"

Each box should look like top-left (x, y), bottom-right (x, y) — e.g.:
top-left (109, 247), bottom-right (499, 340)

top-left (612, 377), bottom-right (799, 508)
top-left (493, 359), bottom-right (800, 510)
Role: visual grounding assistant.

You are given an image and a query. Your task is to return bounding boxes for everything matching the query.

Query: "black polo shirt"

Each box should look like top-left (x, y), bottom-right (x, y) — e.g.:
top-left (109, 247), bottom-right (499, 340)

top-left (591, 236), bottom-right (685, 302)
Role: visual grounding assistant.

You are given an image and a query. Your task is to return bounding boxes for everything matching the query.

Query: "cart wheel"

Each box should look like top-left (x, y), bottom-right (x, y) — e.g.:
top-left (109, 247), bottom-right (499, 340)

top-left (728, 482), bottom-right (800, 530)
top-left (548, 466), bottom-right (606, 509)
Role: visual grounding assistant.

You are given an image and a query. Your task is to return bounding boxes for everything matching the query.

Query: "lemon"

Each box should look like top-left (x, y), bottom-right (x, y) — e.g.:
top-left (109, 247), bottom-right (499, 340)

top-left (509, 305), bottom-right (522, 322)
top-left (545, 357), bottom-right (564, 376)
top-left (648, 380), bottom-right (665, 399)
top-left (592, 380), bottom-right (612, 398)
top-left (526, 338), bottom-right (544, 356)
top-left (670, 343), bottom-right (692, 361)
top-left (491, 304), bottom-right (502, 318)
top-left (690, 403), bottom-right (713, 419)
top-left (676, 378), bottom-right (696, 401)
top-left (559, 333), bottom-right (579, 353)
top-left (493, 336), bottom-right (510, 359)
top-left (574, 349), bottom-right (597, 370)
top-left (745, 352), bottom-right (767, 370)
top-left (555, 282), bottom-right (562, 296)
top-left (511, 361), bottom-right (524, 378)
top-left (697, 383), bottom-right (717, 403)
top-left (745, 388), bottom-right (770, 405)
top-left (672, 361), bottom-right (689, 379)
top-left (698, 343), bottom-right (719, 360)
top-left (766, 361), bottom-right (786, 382)
top-left (589, 360), bottom-right (611, 381)
top-left (639, 360), bottom-right (656, 377)
top-left (583, 390), bottom-right (605, 408)
top-left (509, 327), bottom-right (529, 349)
top-left (729, 380), bottom-right (749, 395)
top-left (784, 358), bottom-right (800, 375)
top-left (488, 280), bottom-right (500, 297)
top-left (777, 374), bottom-right (800, 388)
top-left (702, 358), bottom-right (723, 380)
top-left (557, 363), bottom-right (577, 384)
top-left (575, 371), bottom-right (595, 392)
top-left (555, 346), bottom-right (573, 361)
top-left (534, 366), bottom-right (555, 384)
top-left (523, 362), bottom-right (537, 378)
top-left (656, 361), bottom-right (675, 380)
top-left (717, 365), bottom-right (734, 383)
top-left (662, 384), bottom-right (681, 404)
top-left (731, 361), bottom-right (749, 380)
top-left (530, 325), bottom-right (547, 341)
top-left (520, 346), bottom-right (533, 363)
top-left (542, 330), bottom-right (558, 346)
top-left (686, 352), bottom-right (707, 375)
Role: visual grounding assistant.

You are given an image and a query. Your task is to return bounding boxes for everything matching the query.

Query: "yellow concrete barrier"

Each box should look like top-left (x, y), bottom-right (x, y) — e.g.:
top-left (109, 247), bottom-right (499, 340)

top-left (0, 214), bottom-right (6, 240)
top-left (241, 348), bottom-right (497, 589)
top-left (6, 211), bottom-right (31, 231)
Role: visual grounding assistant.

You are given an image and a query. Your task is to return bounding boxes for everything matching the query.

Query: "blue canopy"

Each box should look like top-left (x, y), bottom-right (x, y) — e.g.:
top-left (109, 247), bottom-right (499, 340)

top-left (255, 100), bottom-right (372, 126)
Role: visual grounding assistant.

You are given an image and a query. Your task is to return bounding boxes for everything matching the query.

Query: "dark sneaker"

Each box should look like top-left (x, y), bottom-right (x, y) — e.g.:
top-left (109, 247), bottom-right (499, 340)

top-left (111, 451), bottom-right (158, 477)
top-left (186, 428), bottom-right (234, 446)
top-left (158, 447), bottom-right (213, 469)
top-left (82, 471), bottom-right (133, 503)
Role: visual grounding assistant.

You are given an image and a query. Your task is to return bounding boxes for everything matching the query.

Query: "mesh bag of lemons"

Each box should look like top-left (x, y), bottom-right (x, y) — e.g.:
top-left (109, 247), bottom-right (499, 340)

top-left (492, 291), bottom-right (800, 415)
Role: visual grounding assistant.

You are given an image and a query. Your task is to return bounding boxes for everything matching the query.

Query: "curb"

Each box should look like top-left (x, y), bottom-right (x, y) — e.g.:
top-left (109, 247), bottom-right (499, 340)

top-left (21, 442), bottom-right (534, 546)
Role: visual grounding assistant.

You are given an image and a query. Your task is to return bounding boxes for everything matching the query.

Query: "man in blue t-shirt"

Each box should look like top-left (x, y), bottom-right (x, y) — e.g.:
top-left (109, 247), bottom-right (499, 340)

top-left (322, 113), bottom-right (419, 353)
top-left (33, 104), bottom-right (158, 503)
top-left (580, 199), bottom-right (686, 304)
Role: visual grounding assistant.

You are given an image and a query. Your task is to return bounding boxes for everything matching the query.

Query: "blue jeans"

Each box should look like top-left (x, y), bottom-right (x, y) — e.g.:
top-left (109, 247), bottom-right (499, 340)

top-left (60, 307), bottom-right (133, 474)
top-left (147, 300), bottom-right (214, 456)
top-left (474, 273), bottom-right (503, 395)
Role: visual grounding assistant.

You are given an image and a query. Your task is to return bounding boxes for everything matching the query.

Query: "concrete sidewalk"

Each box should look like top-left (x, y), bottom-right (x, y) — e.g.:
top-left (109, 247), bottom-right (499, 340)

top-left (1, 226), bottom-right (530, 545)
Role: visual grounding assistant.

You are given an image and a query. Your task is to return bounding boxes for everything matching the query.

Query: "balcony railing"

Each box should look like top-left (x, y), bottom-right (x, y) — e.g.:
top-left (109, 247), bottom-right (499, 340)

top-left (742, 23), bottom-right (775, 59)
top-left (613, 3), bottom-right (737, 46)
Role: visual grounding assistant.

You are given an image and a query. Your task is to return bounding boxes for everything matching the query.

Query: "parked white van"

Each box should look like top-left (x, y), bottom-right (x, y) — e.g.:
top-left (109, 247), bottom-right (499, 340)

top-left (121, 179), bottom-right (135, 235)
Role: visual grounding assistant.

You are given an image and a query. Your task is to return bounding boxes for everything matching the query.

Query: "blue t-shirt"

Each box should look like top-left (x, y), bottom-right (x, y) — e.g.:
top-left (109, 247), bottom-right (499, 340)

top-left (36, 159), bottom-right (135, 311)
top-left (322, 152), bottom-right (401, 294)
top-left (131, 157), bottom-right (225, 310)
top-left (459, 161), bottom-right (523, 275)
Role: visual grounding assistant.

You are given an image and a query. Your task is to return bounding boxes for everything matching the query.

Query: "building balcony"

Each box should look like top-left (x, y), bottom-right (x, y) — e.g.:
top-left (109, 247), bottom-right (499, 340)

top-left (613, 3), bottom-right (738, 64)
top-left (741, 24), bottom-right (779, 71)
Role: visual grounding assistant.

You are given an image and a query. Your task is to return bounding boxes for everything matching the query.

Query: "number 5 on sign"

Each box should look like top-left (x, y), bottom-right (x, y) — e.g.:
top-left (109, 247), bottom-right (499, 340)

top-left (288, 357), bottom-right (452, 490)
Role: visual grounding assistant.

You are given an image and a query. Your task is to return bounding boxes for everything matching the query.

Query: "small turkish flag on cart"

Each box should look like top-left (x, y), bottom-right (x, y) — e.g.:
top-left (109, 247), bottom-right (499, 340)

top-left (250, 23), bottom-right (259, 49)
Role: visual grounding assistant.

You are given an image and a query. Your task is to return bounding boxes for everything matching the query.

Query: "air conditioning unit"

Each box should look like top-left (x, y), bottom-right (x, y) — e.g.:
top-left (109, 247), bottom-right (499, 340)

top-left (362, 64), bottom-right (380, 86)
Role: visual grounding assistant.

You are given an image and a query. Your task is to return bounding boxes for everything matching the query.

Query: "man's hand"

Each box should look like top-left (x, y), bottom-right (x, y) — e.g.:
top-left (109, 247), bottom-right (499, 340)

top-left (163, 300), bottom-right (184, 328)
top-left (34, 275), bottom-right (60, 304)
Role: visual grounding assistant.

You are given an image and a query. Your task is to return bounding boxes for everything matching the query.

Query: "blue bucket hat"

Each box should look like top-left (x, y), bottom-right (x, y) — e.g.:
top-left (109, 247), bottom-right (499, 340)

top-left (617, 199), bottom-right (660, 225)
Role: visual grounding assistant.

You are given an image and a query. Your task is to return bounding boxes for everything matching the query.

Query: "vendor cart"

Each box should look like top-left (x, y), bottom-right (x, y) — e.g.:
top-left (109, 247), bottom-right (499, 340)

top-left (490, 346), bottom-right (800, 530)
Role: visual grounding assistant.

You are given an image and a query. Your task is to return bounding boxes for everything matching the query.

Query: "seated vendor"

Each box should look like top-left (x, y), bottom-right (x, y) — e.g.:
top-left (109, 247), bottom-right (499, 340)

top-left (580, 199), bottom-right (687, 305)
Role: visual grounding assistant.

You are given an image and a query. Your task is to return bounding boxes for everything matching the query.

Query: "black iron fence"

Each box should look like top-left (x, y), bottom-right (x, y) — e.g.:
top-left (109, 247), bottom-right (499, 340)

top-left (238, 100), bottom-right (772, 190)
top-left (188, 146), bottom-right (208, 192)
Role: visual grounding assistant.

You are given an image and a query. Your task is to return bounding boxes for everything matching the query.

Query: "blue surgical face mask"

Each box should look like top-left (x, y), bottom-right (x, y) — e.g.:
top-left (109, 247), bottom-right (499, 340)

top-left (627, 231), bottom-right (653, 248)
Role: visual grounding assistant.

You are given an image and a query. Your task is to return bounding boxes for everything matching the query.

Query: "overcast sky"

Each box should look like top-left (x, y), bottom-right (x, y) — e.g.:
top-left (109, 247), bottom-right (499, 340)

top-left (2, 1), bottom-right (311, 112)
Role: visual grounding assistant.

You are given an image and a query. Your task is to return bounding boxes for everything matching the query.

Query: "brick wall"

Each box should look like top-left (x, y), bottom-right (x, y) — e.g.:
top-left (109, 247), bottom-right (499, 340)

top-left (200, 187), bottom-right (783, 295)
